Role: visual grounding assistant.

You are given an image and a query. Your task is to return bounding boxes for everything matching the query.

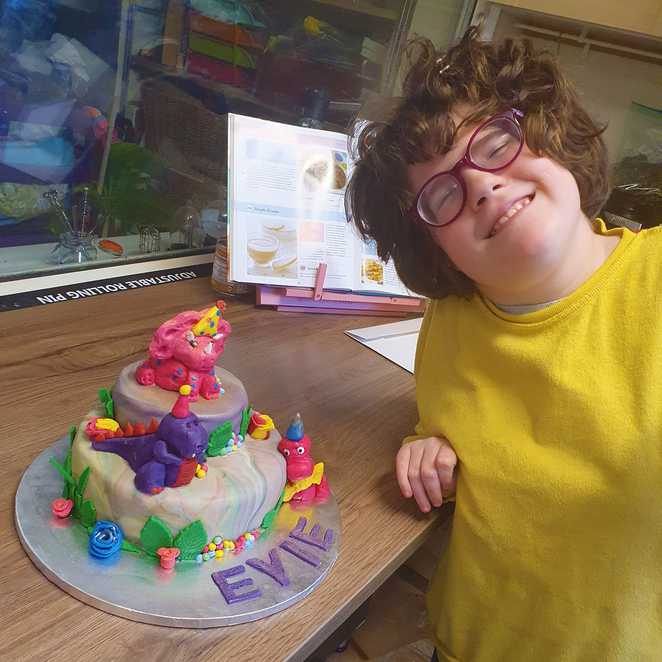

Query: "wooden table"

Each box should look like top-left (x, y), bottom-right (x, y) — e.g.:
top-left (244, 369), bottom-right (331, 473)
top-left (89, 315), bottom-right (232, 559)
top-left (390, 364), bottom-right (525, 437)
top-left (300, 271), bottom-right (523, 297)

top-left (0, 280), bottom-right (446, 662)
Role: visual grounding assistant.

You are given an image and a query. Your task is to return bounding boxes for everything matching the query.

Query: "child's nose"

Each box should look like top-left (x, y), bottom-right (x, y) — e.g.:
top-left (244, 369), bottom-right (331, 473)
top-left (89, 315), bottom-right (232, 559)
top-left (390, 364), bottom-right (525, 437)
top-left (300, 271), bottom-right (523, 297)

top-left (462, 168), bottom-right (505, 210)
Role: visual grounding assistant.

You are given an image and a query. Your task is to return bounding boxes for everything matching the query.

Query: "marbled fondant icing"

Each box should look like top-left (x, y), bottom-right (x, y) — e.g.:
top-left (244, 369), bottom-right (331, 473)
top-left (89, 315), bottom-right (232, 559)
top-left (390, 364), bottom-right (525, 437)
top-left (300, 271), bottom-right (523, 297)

top-left (72, 407), bottom-right (287, 543)
top-left (113, 361), bottom-right (248, 436)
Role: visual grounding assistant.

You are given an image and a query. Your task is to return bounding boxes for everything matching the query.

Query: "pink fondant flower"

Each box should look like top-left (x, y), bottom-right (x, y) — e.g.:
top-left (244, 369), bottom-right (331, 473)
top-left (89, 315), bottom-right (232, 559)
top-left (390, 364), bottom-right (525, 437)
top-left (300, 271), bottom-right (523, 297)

top-left (157, 547), bottom-right (181, 570)
top-left (51, 498), bottom-right (73, 518)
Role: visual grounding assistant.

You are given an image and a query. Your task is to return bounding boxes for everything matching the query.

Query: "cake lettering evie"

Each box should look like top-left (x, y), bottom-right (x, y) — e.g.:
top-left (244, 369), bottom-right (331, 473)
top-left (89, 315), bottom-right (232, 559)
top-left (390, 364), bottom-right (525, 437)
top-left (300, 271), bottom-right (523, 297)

top-left (48, 302), bottom-right (330, 573)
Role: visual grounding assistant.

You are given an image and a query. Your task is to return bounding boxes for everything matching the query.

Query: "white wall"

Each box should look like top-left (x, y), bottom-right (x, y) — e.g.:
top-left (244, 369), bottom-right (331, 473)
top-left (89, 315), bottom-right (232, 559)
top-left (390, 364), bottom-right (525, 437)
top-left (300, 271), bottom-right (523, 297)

top-left (392, 0), bottom-right (468, 93)
top-left (493, 12), bottom-right (662, 163)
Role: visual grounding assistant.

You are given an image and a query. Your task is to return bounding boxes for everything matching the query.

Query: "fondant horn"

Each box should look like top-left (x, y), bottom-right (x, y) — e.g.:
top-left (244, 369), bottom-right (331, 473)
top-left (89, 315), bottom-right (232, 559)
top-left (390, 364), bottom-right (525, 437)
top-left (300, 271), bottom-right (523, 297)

top-left (285, 412), bottom-right (304, 441)
top-left (172, 385), bottom-right (192, 418)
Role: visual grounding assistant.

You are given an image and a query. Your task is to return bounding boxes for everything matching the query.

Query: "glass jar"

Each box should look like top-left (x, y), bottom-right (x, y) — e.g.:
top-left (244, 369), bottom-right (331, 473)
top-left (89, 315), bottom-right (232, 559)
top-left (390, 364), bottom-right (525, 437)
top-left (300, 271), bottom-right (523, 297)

top-left (54, 231), bottom-right (98, 265)
top-left (170, 200), bottom-right (202, 250)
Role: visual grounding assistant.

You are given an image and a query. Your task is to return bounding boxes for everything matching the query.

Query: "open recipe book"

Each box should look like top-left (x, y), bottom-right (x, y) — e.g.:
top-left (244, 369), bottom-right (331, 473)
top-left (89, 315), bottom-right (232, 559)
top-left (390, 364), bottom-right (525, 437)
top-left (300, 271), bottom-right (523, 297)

top-left (227, 114), bottom-right (420, 298)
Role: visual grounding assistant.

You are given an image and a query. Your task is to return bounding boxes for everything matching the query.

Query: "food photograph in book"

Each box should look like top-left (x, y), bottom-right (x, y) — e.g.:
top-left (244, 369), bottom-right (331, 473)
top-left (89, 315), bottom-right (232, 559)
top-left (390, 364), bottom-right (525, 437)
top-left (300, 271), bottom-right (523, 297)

top-left (246, 215), bottom-right (298, 280)
top-left (301, 149), bottom-right (349, 194)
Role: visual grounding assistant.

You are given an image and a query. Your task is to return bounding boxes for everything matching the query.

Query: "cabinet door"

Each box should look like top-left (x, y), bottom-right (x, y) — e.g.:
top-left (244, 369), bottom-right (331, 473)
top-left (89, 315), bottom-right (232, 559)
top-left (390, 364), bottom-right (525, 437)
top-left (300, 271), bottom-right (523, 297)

top-left (655, 9), bottom-right (662, 38)
top-left (500, 0), bottom-right (662, 37)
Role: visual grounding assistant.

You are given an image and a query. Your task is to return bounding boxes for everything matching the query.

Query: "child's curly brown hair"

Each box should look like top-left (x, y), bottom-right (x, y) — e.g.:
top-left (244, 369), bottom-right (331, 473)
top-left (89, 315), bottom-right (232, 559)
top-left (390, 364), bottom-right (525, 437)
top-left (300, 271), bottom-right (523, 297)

top-left (346, 27), bottom-right (610, 299)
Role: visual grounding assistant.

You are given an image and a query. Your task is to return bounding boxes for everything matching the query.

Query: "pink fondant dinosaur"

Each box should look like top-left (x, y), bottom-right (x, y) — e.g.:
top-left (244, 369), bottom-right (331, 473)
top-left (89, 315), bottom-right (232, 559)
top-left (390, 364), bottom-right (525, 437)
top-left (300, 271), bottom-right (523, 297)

top-left (277, 414), bottom-right (330, 503)
top-left (135, 305), bottom-right (231, 401)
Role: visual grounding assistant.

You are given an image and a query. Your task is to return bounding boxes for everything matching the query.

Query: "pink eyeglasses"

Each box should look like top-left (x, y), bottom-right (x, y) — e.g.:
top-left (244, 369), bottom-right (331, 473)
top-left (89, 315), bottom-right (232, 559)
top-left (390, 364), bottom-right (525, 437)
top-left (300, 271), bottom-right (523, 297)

top-left (410, 109), bottom-right (524, 227)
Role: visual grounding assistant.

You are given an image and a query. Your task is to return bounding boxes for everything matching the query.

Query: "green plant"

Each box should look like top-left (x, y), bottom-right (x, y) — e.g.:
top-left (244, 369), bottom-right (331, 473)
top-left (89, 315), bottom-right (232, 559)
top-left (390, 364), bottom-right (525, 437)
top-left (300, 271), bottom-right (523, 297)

top-left (77, 144), bottom-right (178, 235)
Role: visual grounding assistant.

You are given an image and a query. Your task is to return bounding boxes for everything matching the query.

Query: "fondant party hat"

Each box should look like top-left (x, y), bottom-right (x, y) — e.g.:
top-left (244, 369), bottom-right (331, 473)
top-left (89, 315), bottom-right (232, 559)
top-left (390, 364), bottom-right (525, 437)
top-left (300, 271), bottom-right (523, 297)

top-left (285, 412), bottom-right (304, 441)
top-left (172, 385), bottom-right (192, 418)
top-left (191, 300), bottom-right (226, 337)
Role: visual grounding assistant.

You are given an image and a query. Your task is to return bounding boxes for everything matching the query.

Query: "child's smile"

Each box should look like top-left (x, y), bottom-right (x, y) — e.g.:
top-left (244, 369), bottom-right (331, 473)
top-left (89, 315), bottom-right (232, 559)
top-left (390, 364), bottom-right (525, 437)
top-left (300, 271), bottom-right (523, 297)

top-left (487, 193), bottom-right (534, 238)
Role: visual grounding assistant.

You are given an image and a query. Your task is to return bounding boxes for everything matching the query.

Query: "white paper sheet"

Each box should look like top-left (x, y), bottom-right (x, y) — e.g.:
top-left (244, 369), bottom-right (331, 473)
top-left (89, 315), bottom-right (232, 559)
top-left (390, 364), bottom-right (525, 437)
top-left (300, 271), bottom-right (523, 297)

top-left (345, 317), bottom-right (423, 373)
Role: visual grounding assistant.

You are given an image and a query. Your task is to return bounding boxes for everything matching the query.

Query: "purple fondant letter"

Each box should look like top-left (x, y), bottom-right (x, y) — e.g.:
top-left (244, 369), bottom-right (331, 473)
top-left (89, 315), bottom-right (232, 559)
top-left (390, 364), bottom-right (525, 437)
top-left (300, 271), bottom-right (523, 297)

top-left (280, 539), bottom-right (321, 567)
top-left (211, 564), bottom-right (261, 604)
top-left (246, 548), bottom-right (290, 587)
top-left (289, 517), bottom-right (335, 551)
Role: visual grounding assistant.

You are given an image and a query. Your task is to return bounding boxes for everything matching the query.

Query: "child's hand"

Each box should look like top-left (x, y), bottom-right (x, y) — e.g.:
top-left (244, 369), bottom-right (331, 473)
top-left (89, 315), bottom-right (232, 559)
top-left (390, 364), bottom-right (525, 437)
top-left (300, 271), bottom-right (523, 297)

top-left (396, 436), bottom-right (457, 513)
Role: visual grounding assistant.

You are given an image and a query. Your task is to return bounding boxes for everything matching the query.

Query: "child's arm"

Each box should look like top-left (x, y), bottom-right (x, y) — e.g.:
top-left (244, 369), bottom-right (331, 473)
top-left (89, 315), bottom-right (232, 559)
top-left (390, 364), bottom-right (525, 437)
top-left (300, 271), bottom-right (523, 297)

top-left (396, 300), bottom-right (457, 512)
top-left (396, 436), bottom-right (457, 513)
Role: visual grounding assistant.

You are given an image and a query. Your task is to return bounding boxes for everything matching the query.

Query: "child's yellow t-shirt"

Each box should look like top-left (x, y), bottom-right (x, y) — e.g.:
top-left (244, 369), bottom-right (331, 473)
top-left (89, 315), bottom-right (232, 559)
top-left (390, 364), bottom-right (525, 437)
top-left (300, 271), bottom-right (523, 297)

top-left (410, 222), bottom-right (662, 661)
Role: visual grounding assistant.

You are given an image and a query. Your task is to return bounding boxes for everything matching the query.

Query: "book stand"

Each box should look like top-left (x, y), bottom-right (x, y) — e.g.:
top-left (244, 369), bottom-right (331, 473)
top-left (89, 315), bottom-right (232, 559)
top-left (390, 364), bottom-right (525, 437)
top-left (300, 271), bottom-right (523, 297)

top-left (255, 263), bottom-right (427, 316)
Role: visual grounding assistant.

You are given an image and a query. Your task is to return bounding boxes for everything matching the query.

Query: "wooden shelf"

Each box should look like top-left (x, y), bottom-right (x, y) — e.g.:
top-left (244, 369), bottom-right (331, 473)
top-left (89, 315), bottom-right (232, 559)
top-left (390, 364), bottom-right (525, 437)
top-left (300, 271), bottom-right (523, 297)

top-left (311, 0), bottom-right (400, 21)
top-left (132, 55), bottom-right (348, 133)
top-left (494, 0), bottom-right (662, 39)
top-left (132, 55), bottom-right (297, 121)
top-left (514, 21), bottom-right (662, 62)
top-left (485, 4), bottom-right (662, 65)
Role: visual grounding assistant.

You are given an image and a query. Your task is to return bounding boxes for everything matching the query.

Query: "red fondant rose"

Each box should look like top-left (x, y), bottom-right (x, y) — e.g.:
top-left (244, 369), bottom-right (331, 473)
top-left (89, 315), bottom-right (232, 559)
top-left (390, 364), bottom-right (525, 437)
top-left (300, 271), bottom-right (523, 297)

top-left (157, 547), bottom-right (180, 570)
top-left (51, 498), bottom-right (73, 518)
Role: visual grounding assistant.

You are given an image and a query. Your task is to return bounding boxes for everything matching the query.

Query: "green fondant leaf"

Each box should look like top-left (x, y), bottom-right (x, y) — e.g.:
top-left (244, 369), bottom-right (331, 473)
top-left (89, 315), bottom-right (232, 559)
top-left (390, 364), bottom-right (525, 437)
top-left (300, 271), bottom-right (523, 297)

top-left (79, 499), bottom-right (97, 528)
top-left (260, 489), bottom-right (285, 531)
top-left (239, 406), bottom-right (251, 437)
top-left (207, 421), bottom-right (233, 457)
top-left (62, 476), bottom-right (73, 500)
top-left (62, 425), bottom-right (77, 499)
top-left (173, 520), bottom-right (207, 560)
top-left (77, 466), bottom-right (90, 497)
top-left (50, 457), bottom-right (77, 487)
top-left (121, 539), bottom-right (142, 554)
top-left (98, 387), bottom-right (115, 418)
top-left (72, 496), bottom-right (82, 520)
top-left (140, 516), bottom-right (173, 555)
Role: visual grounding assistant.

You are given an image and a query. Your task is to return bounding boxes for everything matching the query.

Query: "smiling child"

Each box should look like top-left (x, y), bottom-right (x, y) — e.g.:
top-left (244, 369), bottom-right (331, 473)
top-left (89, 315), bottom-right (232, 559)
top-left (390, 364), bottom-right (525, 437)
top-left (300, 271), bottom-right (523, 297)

top-left (346, 27), bottom-right (662, 662)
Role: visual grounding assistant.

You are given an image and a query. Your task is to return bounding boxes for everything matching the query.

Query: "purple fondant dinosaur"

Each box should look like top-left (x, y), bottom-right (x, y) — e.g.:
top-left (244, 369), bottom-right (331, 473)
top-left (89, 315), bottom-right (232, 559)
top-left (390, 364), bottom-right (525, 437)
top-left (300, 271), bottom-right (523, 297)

top-left (91, 386), bottom-right (208, 494)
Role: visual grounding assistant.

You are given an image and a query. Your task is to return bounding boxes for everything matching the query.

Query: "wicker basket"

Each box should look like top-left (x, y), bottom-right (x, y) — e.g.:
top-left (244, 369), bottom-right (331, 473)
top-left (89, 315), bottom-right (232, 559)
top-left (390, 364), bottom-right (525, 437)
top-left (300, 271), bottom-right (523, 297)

top-left (141, 77), bottom-right (228, 183)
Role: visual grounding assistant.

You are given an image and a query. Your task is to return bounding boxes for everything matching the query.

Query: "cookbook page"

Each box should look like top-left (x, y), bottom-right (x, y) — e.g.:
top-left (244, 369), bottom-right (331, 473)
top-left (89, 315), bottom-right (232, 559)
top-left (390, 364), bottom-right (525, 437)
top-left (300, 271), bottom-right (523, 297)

top-left (228, 114), bottom-right (356, 290)
top-left (353, 233), bottom-right (414, 296)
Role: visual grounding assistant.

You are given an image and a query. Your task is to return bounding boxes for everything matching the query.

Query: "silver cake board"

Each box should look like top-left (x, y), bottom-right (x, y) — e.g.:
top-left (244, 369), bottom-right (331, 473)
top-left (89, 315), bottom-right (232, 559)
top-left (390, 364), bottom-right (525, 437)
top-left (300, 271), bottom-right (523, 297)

top-left (15, 436), bottom-right (340, 628)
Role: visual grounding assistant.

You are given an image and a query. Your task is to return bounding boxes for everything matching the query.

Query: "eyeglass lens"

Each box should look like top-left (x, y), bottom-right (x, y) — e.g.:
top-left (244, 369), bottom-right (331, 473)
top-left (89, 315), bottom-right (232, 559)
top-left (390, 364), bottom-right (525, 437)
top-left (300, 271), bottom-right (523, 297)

top-left (417, 116), bottom-right (522, 226)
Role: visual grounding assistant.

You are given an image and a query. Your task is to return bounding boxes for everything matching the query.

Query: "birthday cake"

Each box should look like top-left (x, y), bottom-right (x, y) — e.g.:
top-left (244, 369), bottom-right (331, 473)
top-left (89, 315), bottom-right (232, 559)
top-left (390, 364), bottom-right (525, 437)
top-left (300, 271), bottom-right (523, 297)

top-left (50, 301), bottom-right (329, 569)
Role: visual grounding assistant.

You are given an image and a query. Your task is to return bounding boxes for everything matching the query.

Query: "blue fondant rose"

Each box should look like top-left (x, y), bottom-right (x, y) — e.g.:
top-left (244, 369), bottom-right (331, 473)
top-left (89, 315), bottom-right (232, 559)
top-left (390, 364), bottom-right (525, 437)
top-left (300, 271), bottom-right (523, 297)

top-left (89, 520), bottom-right (123, 559)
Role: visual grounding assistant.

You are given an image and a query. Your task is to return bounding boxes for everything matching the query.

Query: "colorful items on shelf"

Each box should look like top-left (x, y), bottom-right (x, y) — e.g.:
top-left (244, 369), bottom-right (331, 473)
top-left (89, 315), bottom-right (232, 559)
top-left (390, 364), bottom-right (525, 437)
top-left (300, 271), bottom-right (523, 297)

top-left (135, 302), bottom-right (232, 400)
top-left (189, 12), bottom-right (266, 50)
top-left (278, 413), bottom-right (330, 503)
top-left (98, 239), bottom-right (124, 257)
top-left (90, 384), bottom-right (209, 494)
top-left (189, 33), bottom-right (258, 69)
top-left (187, 53), bottom-right (255, 89)
top-left (186, 11), bottom-right (266, 89)
top-left (190, 0), bottom-right (266, 29)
